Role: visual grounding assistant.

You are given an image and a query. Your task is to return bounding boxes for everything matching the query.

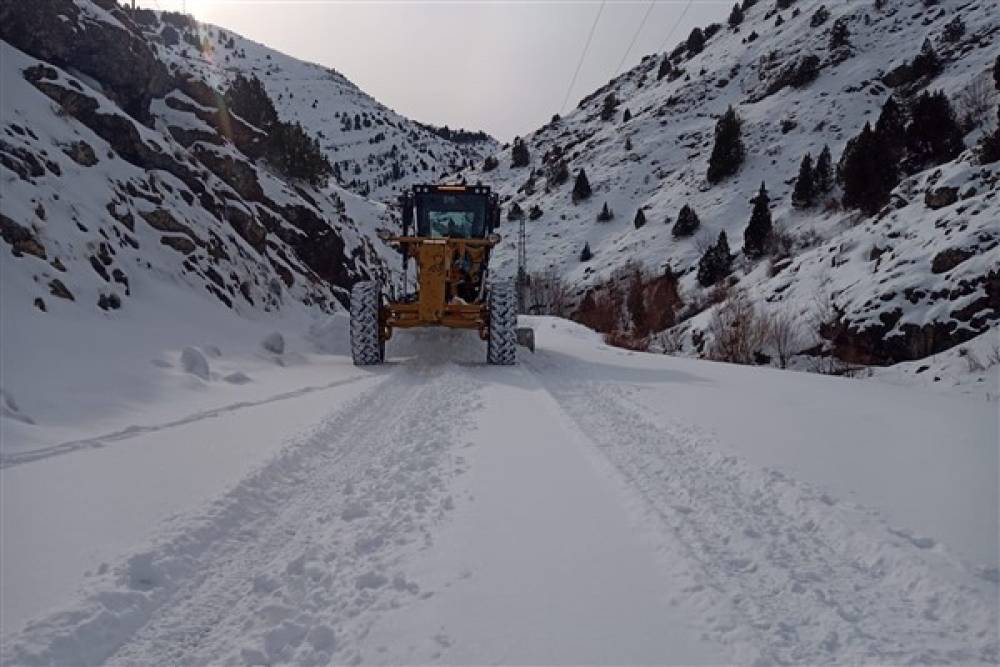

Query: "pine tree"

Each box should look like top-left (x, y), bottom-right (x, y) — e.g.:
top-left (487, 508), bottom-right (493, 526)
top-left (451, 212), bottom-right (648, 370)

top-left (507, 202), bottom-right (524, 221)
top-left (875, 97), bottom-right (907, 164)
top-left (942, 16), bottom-right (965, 42)
top-left (744, 182), bottom-right (773, 258)
top-left (814, 144), bottom-right (833, 193)
top-left (529, 205), bottom-right (543, 220)
top-left (994, 55), bottom-right (1000, 90)
top-left (483, 155), bottom-right (499, 171)
top-left (977, 107), bottom-right (1000, 164)
top-left (838, 122), bottom-right (897, 215)
top-left (597, 202), bottom-right (614, 222)
top-left (791, 153), bottom-right (816, 208)
top-left (572, 168), bottom-right (592, 202)
top-left (633, 208), bottom-right (646, 229)
top-left (829, 17), bottom-right (850, 49)
top-left (697, 231), bottom-right (733, 287)
top-left (225, 74), bottom-right (279, 130)
top-left (687, 27), bottom-right (706, 55)
top-left (707, 106), bottom-right (746, 183)
top-left (622, 108), bottom-right (632, 123)
top-left (624, 136), bottom-right (633, 151)
top-left (906, 90), bottom-right (964, 169)
top-left (265, 122), bottom-right (332, 186)
top-left (580, 242), bottom-right (593, 262)
top-left (672, 204), bottom-right (701, 237)
top-left (657, 56), bottom-right (672, 80)
top-left (601, 93), bottom-right (618, 121)
top-left (511, 137), bottom-right (530, 167)
top-left (911, 38), bottom-right (941, 79)
top-left (728, 3), bottom-right (744, 27)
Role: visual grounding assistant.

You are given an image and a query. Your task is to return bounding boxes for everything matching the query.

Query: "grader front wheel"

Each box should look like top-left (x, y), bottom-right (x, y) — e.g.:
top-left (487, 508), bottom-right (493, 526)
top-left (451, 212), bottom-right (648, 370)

top-left (350, 280), bottom-right (384, 366)
top-left (487, 281), bottom-right (517, 366)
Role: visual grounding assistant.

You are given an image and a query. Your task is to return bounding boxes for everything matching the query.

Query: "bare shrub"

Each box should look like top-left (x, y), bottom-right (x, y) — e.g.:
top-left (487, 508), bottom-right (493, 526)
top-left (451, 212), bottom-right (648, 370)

top-left (525, 269), bottom-right (572, 316)
top-left (956, 76), bottom-right (993, 131)
top-left (707, 290), bottom-right (773, 364)
top-left (986, 341), bottom-right (1000, 367)
top-left (769, 311), bottom-right (802, 368)
top-left (603, 330), bottom-right (650, 351)
top-left (575, 285), bottom-right (625, 333)
top-left (660, 326), bottom-right (686, 355)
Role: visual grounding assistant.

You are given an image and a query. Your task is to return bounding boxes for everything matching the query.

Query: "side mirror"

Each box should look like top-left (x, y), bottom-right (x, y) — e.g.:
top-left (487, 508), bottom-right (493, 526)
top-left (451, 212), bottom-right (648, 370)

top-left (400, 194), bottom-right (413, 236)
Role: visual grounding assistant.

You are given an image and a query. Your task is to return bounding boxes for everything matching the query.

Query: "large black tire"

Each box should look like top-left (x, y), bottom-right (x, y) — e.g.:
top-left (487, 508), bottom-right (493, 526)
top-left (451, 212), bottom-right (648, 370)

top-left (487, 280), bottom-right (517, 365)
top-left (350, 280), bottom-right (384, 365)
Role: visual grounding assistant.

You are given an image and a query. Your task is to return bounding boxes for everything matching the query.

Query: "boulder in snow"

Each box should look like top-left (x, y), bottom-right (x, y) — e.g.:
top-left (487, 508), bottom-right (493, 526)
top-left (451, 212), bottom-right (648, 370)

top-left (180, 346), bottom-right (210, 380)
top-left (261, 332), bottom-right (285, 355)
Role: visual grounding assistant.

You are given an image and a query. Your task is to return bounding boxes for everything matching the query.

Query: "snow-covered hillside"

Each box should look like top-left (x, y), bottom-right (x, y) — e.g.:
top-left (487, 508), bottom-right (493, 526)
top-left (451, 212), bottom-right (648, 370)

top-left (471, 0), bottom-right (998, 371)
top-left (142, 9), bottom-right (495, 198)
top-left (1, 319), bottom-right (996, 664)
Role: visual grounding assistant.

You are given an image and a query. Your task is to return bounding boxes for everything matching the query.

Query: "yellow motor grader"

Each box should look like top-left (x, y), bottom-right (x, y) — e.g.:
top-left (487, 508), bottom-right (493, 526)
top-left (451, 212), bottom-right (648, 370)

top-left (350, 183), bottom-right (529, 365)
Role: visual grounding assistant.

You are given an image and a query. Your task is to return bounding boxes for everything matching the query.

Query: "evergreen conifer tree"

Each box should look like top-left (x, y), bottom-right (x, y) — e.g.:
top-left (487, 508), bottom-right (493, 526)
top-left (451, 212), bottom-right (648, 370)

top-left (657, 56), bottom-right (672, 80)
top-left (814, 144), bottom-right (833, 193)
top-left (728, 3), bottom-right (744, 27)
top-left (875, 96), bottom-right (907, 164)
top-left (829, 17), bottom-right (850, 49)
top-left (572, 169), bottom-right (592, 202)
top-left (672, 204), bottom-right (701, 237)
top-left (580, 242), bottom-right (593, 262)
top-left (597, 202), bottom-right (614, 222)
top-left (791, 153), bottom-right (816, 208)
top-left (707, 106), bottom-right (746, 183)
top-left (697, 231), bottom-right (733, 287)
top-left (838, 122), bottom-right (897, 214)
top-left (906, 90), bottom-right (964, 168)
top-left (687, 27), bottom-right (706, 55)
top-left (911, 38), bottom-right (941, 79)
top-left (744, 182), bottom-right (773, 258)
top-left (634, 208), bottom-right (647, 229)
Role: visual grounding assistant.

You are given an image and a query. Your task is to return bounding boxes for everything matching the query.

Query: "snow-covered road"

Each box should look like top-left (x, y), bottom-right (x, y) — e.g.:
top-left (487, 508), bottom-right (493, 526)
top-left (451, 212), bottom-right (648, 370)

top-left (2, 319), bottom-right (997, 665)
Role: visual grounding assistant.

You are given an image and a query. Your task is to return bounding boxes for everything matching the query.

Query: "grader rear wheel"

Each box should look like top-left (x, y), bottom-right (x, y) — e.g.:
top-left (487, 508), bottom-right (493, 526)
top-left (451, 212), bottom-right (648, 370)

top-left (350, 280), bottom-right (384, 366)
top-left (487, 280), bottom-right (517, 366)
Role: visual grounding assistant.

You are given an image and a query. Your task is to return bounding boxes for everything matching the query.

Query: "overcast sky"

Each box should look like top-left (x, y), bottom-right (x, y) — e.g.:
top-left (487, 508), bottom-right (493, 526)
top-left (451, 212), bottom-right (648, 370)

top-left (137, 1), bottom-right (730, 142)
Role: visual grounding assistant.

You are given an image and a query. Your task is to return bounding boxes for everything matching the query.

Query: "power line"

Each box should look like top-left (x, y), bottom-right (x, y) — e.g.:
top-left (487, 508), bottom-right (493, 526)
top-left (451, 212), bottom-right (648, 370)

top-left (560, 0), bottom-right (605, 115)
top-left (659, 0), bottom-right (695, 53)
top-left (613, 0), bottom-right (656, 78)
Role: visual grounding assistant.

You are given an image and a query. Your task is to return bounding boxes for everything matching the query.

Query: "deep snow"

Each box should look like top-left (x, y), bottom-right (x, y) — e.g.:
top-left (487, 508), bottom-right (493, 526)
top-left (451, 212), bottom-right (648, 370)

top-left (1, 316), bottom-right (996, 664)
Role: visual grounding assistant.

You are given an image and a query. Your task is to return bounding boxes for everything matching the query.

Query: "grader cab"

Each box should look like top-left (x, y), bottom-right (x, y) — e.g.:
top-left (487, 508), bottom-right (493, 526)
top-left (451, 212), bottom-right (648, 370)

top-left (350, 184), bottom-right (527, 366)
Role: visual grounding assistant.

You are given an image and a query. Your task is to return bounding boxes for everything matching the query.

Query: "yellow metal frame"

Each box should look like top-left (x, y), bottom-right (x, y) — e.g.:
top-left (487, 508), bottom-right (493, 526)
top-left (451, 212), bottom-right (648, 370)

top-left (381, 236), bottom-right (498, 341)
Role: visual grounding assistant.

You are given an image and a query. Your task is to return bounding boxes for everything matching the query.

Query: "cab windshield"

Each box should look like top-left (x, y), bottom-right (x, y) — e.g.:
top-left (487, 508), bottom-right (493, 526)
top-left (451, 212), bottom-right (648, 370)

top-left (416, 193), bottom-right (487, 239)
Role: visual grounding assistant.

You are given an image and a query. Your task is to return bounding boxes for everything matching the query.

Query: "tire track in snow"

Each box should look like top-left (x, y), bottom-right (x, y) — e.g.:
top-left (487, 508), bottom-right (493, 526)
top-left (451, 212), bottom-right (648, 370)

top-left (2, 360), bottom-right (481, 666)
top-left (0, 374), bottom-right (373, 469)
top-left (527, 356), bottom-right (998, 664)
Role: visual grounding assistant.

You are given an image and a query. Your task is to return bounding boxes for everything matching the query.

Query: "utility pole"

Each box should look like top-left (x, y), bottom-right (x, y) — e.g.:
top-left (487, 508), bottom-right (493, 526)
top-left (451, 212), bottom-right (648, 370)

top-left (516, 215), bottom-right (527, 314)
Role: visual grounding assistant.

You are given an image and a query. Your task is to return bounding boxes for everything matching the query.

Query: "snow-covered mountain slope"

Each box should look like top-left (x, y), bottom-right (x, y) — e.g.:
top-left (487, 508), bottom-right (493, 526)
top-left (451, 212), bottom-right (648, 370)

top-left (139, 9), bottom-right (496, 199)
top-left (2, 318), bottom-right (996, 664)
top-left (471, 0), bottom-right (998, 368)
